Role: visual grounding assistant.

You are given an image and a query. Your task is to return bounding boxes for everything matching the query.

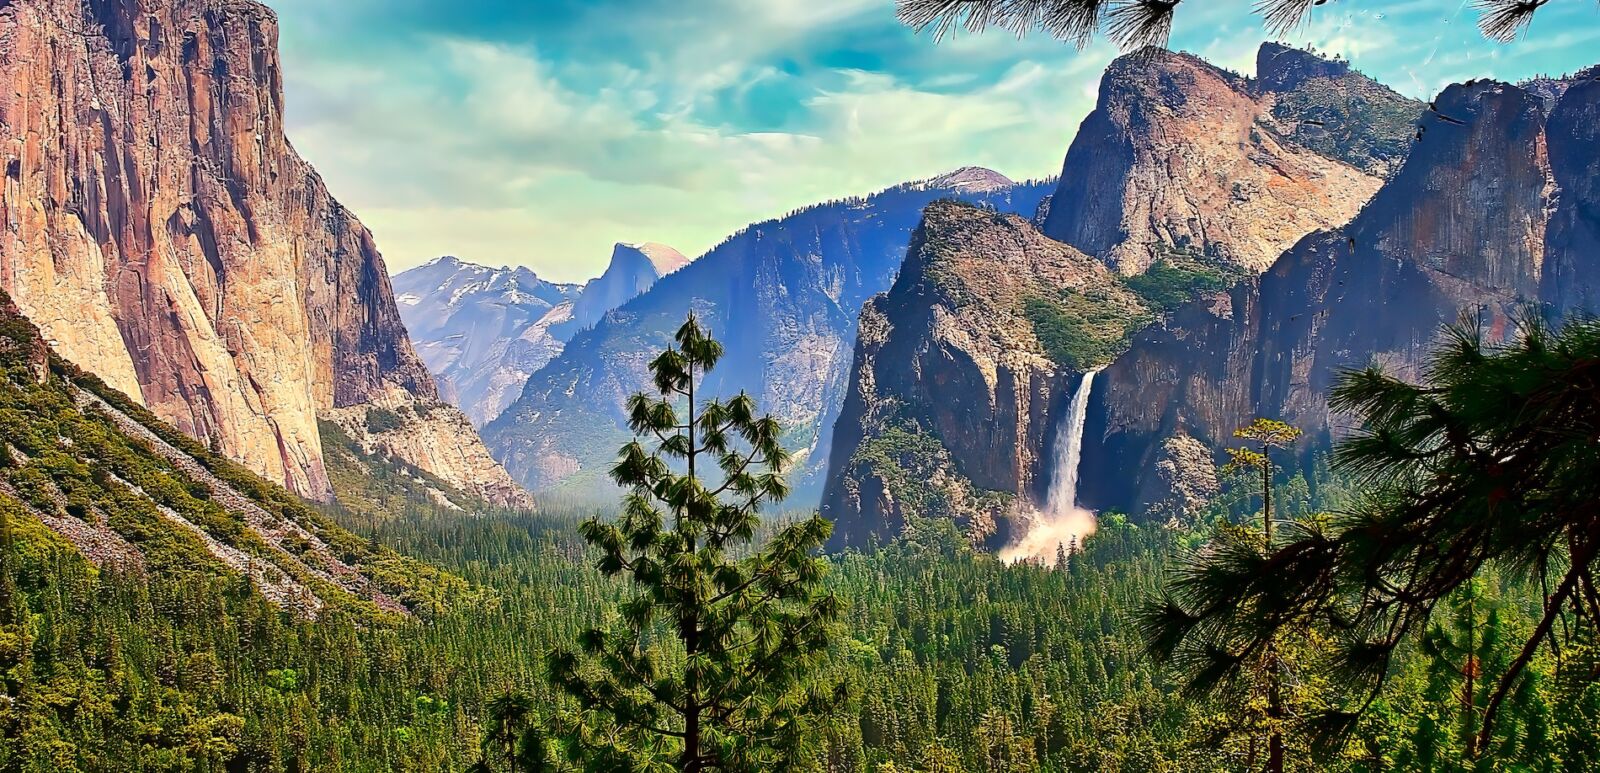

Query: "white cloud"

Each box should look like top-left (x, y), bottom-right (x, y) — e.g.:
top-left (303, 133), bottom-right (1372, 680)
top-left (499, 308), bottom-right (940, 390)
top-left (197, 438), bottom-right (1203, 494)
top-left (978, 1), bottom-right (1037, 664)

top-left (274, 0), bottom-right (1600, 283)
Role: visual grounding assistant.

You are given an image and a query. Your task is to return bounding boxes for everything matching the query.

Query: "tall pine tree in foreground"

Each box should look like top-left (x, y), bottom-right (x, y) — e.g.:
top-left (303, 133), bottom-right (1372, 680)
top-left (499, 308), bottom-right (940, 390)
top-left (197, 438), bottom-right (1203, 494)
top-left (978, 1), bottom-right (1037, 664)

top-left (535, 313), bottom-right (842, 771)
top-left (1142, 315), bottom-right (1600, 766)
top-left (1220, 419), bottom-right (1302, 773)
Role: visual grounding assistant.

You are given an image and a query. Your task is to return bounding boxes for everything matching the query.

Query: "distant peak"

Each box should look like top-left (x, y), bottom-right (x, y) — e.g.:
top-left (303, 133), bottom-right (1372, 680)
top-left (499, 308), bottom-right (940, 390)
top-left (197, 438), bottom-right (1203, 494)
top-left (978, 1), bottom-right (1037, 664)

top-left (919, 166), bottom-right (1015, 194)
top-left (1256, 42), bottom-right (1352, 92)
top-left (612, 242), bottom-right (690, 276)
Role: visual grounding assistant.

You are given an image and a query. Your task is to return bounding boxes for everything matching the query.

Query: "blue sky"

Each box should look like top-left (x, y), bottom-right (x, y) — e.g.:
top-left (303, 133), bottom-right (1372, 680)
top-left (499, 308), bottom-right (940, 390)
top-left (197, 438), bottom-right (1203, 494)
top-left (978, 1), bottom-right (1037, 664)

top-left (271, 0), bottom-right (1600, 283)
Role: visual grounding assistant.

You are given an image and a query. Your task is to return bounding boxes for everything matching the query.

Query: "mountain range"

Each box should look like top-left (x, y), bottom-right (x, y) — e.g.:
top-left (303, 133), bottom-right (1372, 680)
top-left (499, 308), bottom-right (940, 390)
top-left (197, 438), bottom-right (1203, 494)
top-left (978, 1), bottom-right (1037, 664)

top-left (479, 167), bottom-right (1055, 500)
top-left (3, 0), bottom-right (1596, 569)
top-left (392, 243), bottom-right (688, 426)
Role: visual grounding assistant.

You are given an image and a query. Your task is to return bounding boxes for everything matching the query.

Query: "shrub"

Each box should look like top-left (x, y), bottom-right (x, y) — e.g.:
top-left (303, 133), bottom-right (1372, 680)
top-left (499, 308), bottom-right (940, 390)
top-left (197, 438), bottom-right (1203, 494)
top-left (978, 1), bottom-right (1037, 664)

top-left (364, 407), bottom-right (405, 435)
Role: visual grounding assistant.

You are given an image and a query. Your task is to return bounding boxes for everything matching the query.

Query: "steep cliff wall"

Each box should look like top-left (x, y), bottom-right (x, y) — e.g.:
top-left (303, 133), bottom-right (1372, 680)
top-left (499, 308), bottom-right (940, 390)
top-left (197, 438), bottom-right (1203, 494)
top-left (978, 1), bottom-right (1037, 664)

top-left (566, 242), bottom-right (689, 332)
top-left (1077, 76), bottom-right (1598, 517)
top-left (822, 202), bottom-right (1144, 549)
top-left (1541, 77), bottom-right (1600, 315)
top-left (1039, 46), bottom-right (1413, 276)
top-left (0, 0), bottom-right (525, 506)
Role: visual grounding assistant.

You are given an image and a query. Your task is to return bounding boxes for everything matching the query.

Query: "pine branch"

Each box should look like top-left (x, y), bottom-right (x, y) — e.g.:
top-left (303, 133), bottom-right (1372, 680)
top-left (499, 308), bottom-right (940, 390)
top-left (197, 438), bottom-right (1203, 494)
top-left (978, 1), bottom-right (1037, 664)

top-left (1474, 0), bottom-right (1549, 41)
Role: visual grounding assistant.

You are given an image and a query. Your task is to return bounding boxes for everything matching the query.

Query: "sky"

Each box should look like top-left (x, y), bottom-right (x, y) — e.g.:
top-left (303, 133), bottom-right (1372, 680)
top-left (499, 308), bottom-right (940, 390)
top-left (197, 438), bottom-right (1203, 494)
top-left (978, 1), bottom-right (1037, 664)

top-left (271, 0), bottom-right (1600, 283)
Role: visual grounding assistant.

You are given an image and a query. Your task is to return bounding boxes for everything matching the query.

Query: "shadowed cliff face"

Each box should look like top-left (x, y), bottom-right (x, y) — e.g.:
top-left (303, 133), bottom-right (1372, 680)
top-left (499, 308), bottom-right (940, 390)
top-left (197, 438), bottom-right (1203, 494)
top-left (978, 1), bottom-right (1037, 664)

top-left (0, 0), bottom-right (525, 506)
top-left (1077, 76), bottom-right (1600, 517)
top-left (1541, 77), bottom-right (1600, 314)
top-left (1040, 46), bottom-right (1415, 276)
top-left (821, 202), bottom-right (1142, 550)
top-left (566, 243), bottom-right (690, 332)
top-left (483, 172), bottom-right (1053, 501)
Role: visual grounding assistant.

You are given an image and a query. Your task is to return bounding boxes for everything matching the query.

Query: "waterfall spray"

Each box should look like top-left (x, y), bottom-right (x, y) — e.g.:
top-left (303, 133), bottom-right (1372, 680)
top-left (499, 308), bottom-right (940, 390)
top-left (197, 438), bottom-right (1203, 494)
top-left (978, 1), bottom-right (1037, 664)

top-left (1000, 368), bottom-right (1102, 564)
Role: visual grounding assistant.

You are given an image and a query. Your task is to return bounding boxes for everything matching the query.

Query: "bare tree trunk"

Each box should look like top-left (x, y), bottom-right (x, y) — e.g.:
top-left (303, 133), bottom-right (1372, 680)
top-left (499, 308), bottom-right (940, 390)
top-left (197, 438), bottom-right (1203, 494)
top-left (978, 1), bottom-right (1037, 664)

top-left (681, 365), bottom-right (702, 772)
top-left (1263, 443), bottom-right (1283, 773)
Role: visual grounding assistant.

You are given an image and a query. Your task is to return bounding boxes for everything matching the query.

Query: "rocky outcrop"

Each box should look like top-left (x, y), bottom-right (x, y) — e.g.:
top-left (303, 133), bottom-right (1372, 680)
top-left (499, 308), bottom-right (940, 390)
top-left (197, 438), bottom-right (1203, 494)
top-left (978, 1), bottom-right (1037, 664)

top-left (914, 166), bottom-right (1019, 194)
top-left (1075, 75), bottom-right (1599, 516)
top-left (484, 170), bottom-right (1054, 500)
top-left (1148, 432), bottom-right (1219, 524)
top-left (0, 0), bottom-right (523, 506)
top-left (821, 201), bottom-right (1145, 549)
top-left (1254, 44), bottom-right (1422, 177)
top-left (0, 289), bottom-right (48, 383)
top-left (394, 256), bottom-right (581, 425)
top-left (1040, 45), bottom-right (1415, 275)
top-left (323, 387), bottom-right (535, 510)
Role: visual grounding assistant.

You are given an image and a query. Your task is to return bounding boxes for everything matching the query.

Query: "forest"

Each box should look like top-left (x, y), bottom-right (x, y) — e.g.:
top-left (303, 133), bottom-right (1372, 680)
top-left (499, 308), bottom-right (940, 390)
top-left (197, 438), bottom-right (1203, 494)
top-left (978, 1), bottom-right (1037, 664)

top-left (1, 310), bottom-right (1595, 771)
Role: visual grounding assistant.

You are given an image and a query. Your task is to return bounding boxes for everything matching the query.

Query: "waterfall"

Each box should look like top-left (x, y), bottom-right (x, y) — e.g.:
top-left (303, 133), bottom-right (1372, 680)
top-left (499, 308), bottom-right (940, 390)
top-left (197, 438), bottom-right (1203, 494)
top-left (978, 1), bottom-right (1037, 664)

top-left (1045, 368), bottom-right (1098, 518)
top-left (1000, 368), bottom-right (1102, 564)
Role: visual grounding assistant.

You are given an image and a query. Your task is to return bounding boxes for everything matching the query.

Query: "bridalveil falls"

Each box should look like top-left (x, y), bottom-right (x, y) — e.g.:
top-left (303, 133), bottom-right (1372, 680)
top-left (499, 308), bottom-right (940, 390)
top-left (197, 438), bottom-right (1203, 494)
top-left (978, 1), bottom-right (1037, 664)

top-left (1000, 369), bottom-right (1102, 564)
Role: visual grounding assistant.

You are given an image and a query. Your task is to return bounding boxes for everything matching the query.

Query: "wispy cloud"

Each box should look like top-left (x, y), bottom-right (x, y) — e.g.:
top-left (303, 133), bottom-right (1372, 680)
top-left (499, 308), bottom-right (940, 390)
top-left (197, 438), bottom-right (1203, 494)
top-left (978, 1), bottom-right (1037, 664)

top-left (272, 0), bottom-right (1600, 282)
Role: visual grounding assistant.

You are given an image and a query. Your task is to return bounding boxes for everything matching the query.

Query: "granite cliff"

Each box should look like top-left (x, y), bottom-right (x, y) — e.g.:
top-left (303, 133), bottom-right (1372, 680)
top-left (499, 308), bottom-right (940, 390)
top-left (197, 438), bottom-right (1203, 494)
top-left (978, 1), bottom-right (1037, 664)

top-left (0, 0), bottom-right (528, 508)
top-left (824, 63), bottom-right (1600, 548)
top-left (567, 242), bottom-right (689, 332)
top-left (1040, 45), bottom-right (1416, 275)
top-left (821, 202), bottom-right (1145, 549)
top-left (1077, 74), bottom-right (1600, 517)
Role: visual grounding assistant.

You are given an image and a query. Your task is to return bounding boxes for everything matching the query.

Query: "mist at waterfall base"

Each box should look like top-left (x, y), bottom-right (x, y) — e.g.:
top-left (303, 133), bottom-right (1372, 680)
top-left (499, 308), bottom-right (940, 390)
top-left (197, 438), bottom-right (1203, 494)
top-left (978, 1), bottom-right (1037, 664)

top-left (999, 370), bottom-right (1101, 565)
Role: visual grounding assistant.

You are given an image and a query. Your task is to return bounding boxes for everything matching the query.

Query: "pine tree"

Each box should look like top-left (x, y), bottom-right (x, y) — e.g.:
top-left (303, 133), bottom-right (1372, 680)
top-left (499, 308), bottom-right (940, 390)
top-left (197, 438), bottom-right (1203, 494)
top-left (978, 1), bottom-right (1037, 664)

top-left (473, 692), bottom-right (539, 773)
top-left (1217, 418), bottom-right (1301, 773)
top-left (540, 313), bottom-right (842, 771)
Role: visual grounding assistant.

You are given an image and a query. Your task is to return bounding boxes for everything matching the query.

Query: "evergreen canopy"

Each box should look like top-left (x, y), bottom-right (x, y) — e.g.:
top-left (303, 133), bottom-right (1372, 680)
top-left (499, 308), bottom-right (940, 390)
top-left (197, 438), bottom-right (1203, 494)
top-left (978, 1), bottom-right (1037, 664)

top-left (1142, 315), bottom-right (1600, 756)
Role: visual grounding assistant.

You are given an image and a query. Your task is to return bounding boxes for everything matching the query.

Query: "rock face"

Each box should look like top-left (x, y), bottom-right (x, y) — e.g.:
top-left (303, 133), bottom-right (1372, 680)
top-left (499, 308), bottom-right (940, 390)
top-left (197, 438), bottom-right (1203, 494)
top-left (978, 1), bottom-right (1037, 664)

top-left (568, 242), bottom-right (690, 332)
top-left (483, 170), bottom-right (1053, 499)
top-left (821, 202), bottom-right (1143, 549)
top-left (822, 44), bottom-right (1417, 545)
top-left (323, 387), bottom-right (535, 510)
top-left (0, 0), bottom-right (526, 507)
top-left (1075, 75), bottom-right (1600, 516)
top-left (393, 256), bottom-right (581, 425)
top-left (1540, 77), bottom-right (1600, 314)
top-left (1040, 46), bottom-right (1415, 275)
top-left (0, 289), bottom-right (49, 383)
